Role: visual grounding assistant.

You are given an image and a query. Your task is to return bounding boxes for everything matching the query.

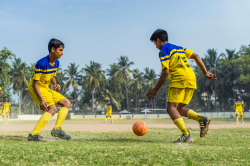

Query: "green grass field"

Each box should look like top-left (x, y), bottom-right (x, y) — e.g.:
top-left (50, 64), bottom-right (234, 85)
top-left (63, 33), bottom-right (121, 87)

top-left (0, 118), bottom-right (250, 165)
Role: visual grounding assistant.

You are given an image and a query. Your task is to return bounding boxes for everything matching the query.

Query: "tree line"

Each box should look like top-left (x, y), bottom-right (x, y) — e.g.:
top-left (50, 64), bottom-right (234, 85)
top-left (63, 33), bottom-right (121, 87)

top-left (0, 44), bottom-right (250, 115)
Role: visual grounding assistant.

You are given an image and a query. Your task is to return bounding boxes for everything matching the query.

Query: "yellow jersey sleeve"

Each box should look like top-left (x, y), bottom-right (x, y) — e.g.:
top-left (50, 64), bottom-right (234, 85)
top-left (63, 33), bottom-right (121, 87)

top-left (184, 48), bottom-right (194, 59)
top-left (0, 87), bottom-right (1, 90)
top-left (159, 51), bottom-right (170, 70)
top-left (33, 64), bottom-right (43, 81)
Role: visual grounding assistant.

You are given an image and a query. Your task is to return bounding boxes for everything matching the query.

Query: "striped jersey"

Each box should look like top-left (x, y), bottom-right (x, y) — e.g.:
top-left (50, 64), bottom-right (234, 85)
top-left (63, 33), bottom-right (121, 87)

top-left (107, 103), bottom-right (112, 112)
top-left (29, 55), bottom-right (59, 88)
top-left (234, 99), bottom-right (244, 112)
top-left (159, 43), bottom-right (196, 89)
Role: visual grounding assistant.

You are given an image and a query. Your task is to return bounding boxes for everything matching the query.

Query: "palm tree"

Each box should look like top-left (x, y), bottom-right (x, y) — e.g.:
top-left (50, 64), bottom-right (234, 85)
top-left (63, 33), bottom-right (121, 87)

top-left (10, 58), bottom-right (30, 114)
top-left (130, 69), bottom-right (143, 113)
top-left (64, 63), bottom-right (81, 111)
top-left (204, 49), bottom-right (224, 111)
top-left (144, 67), bottom-right (157, 111)
top-left (82, 61), bottom-right (104, 114)
top-left (114, 56), bottom-right (135, 112)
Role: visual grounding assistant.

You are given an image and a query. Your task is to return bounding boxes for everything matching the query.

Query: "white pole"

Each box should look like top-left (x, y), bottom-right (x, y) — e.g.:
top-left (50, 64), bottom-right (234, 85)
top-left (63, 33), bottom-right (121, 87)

top-left (145, 109), bottom-right (147, 120)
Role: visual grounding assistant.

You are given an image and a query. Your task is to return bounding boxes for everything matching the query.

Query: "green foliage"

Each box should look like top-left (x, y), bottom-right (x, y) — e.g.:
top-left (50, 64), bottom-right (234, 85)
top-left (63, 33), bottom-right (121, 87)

top-left (0, 47), bottom-right (15, 100)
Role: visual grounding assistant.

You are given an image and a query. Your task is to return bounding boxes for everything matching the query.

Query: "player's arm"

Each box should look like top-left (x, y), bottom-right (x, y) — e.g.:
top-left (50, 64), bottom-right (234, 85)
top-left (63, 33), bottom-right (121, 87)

top-left (0, 87), bottom-right (2, 94)
top-left (51, 77), bottom-right (60, 91)
top-left (147, 68), bottom-right (169, 100)
top-left (189, 53), bottom-right (217, 80)
top-left (33, 80), bottom-right (48, 111)
top-left (243, 104), bottom-right (244, 112)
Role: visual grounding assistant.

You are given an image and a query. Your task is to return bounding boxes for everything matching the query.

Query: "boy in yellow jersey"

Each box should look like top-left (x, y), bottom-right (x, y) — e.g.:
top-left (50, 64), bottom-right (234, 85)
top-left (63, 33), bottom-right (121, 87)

top-left (105, 100), bottom-right (113, 123)
top-left (234, 94), bottom-right (244, 124)
top-left (0, 87), bottom-right (2, 94)
top-left (2, 97), bottom-right (11, 125)
top-left (27, 39), bottom-right (71, 141)
top-left (147, 29), bottom-right (216, 143)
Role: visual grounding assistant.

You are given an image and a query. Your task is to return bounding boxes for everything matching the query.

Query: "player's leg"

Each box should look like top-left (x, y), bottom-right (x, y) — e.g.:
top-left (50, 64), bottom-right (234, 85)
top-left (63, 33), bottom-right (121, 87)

top-left (240, 111), bottom-right (244, 124)
top-left (235, 113), bottom-right (239, 124)
top-left (6, 115), bottom-right (9, 125)
top-left (2, 114), bottom-right (5, 124)
top-left (28, 104), bottom-right (57, 141)
top-left (110, 115), bottom-right (113, 123)
top-left (51, 91), bottom-right (71, 139)
top-left (105, 116), bottom-right (108, 122)
top-left (28, 86), bottom-right (55, 141)
top-left (167, 88), bottom-right (192, 143)
top-left (54, 98), bottom-right (71, 130)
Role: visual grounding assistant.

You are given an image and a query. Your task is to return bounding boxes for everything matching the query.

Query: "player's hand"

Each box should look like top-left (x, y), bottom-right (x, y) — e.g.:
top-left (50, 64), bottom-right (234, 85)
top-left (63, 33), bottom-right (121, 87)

top-left (0, 91), bottom-right (2, 94)
top-left (40, 99), bottom-right (48, 111)
top-left (54, 84), bottom-right (60, 91)
top-left (204, 72), bottom-right (217, 80)
top-left (147, 89), bottom-right (158, 100)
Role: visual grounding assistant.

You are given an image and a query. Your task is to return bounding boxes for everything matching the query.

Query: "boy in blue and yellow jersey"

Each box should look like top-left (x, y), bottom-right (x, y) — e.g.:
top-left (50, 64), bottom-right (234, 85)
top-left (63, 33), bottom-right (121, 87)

top-left (0, 87), bottom-right (2, 94)
top-left (147, 29), bottom-right (216, 143)
top-left (2, 97), bottom-right (11, 125)
top-left (27, 39), bottom-right (71, 141)
top-left (105, 100), bottom-right (113, 123)
top-left (234, 94), bottom-right (244, 124)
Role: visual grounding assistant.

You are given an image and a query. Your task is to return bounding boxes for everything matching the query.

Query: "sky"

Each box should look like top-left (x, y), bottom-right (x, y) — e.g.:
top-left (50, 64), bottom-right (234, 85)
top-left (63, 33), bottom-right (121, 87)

top-left (0, 0), bottom-right (250, 102)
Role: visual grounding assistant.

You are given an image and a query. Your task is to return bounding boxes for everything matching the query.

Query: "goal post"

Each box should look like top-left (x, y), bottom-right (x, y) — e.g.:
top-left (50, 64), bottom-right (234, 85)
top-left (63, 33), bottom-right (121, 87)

top-left (141, 109), bottom-right (166, 119)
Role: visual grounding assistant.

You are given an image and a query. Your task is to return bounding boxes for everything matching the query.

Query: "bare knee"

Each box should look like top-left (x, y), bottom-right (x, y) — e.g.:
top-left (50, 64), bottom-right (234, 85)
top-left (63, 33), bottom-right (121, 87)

top-left (47, 105), bottom-right (57, 116)
top-left (61, 99), bottom-right (71, 109)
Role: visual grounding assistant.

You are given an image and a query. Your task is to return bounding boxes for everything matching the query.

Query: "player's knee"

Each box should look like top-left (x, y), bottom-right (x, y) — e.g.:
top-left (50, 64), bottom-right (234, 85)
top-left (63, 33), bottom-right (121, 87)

top-left (48, 105), bottom-right (57, 115)
top-left (64, 99), bottom-right (71, 109)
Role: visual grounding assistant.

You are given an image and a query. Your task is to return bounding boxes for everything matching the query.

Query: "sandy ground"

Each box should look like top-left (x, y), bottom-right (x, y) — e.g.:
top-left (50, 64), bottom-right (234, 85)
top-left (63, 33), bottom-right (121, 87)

top-left (0, 122), bottom-right (249, 133)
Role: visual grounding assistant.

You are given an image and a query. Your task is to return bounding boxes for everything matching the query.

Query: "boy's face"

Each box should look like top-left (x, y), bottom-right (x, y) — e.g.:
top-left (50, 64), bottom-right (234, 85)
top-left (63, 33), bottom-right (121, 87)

top-left (5, 98), bottom-right (8, 102)
top-left (237, 95), bottom-right (241, 100)
top-left (107, 101), bottom-right (110, 104)
top-left (153, 38), bottom-right (163, 50)
top-left (51, 46), bottom-right (64, 59)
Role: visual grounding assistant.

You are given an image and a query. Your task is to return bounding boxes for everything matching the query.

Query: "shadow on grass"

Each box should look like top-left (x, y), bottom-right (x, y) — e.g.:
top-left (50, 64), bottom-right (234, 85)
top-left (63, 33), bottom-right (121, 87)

top-left (0, 135), bottom-right (27, 141)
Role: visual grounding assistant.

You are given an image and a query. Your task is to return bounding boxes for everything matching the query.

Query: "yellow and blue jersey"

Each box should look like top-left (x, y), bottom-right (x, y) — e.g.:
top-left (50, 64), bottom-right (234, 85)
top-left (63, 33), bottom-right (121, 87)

top-left (0, 104), bottom-right (3, 112)
top-left (29, 55), bottom-right (59, 89)
top-left (0, 87), bottom-right (2, 90)
top-left (3, 101), bottom-right (11, 112)
top-left (159, 43), bottom-right (196, 89)
top-left (235, 99), bottom-right (244, 112)
top-left (107, 103), bottom-right (112, 112)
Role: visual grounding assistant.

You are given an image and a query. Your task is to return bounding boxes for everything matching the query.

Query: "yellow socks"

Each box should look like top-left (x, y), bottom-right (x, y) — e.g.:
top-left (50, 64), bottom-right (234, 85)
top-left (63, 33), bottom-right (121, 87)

top-left (3, 116), bottom-right (5, 123)
top-left (111, 117), bottom-right (113, 123)
top-left (54, 107), bottom-right (69, 130)
top-left (174, 118), bottom-right (190, 137)
top-left (187, 110), bottom-right (203, 122)
top-left (236, 116), bottom-right (239, 123)
top-left (31, 112), bottom-right (52, 136)
top-left (105, 118), bottom-right (107, 122)
top-left (241, 116), bottom-right (243, 122)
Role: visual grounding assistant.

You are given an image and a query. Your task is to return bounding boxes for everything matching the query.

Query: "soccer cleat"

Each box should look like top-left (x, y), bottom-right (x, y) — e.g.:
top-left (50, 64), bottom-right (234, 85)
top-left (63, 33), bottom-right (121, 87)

top-left (242, 121), bottom-right (244, 124)
top-left (51, 128), bottom-right (71, 140)
top-left (235, 122), bottom-right (239, 125)
top-left (200, 116), bottom-right (211, 138)
top-left (173, 134), bottom-right (193, 143)
top-left (27, 134), bottom-right (44, 141)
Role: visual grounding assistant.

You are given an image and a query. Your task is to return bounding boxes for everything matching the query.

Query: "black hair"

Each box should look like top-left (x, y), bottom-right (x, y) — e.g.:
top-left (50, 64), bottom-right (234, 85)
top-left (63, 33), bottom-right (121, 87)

top-left (5, 96), bottom-right (7, 98)
top-left (48, 38), bottom-right (64, 53)
top-left (237, 94), bottom-right (241, 97)
top-left (150, 29), bottom-right (168, 42)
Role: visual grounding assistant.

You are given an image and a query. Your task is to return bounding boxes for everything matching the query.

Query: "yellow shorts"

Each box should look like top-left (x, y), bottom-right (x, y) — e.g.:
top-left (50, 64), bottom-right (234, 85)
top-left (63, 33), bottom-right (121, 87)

top-left (106, 111), bottom-right (112, 116)
top-left (2, 111), bottom-right (9, 116)
top-left (167, 87), bottom-right (194, 105)
top-left (236, 110), bottom-right (243, 116)
top-left (28, 85), bottom-right (65, 109)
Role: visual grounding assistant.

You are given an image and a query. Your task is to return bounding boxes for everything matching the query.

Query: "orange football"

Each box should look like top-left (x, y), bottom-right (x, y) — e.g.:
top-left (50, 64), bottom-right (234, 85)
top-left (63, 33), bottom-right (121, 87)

top-left (132, 121), bottom-right (148, 136)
